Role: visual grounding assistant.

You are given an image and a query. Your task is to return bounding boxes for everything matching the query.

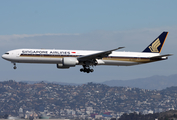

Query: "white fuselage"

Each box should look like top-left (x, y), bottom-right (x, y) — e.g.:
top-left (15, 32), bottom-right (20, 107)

top-left (2, 49), bottom-right (161, 66)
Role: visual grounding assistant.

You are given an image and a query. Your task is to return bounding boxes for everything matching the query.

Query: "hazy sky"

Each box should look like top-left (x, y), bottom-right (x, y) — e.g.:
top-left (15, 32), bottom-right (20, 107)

top-left (0, 1), bottom-right (176, 83)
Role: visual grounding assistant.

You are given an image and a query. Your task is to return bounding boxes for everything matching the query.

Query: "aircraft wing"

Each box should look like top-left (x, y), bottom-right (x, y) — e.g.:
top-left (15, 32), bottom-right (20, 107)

top-left (78, 47), bottom-right (124, 61)
top-left (150, 54), bottom-right (173, 59)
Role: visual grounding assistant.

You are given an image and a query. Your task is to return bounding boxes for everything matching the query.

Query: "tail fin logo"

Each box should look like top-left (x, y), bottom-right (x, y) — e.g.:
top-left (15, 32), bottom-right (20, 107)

top-left (143, 32), bottom-right (168, 53)
top-left (148, 38), bottom-right (161, 52)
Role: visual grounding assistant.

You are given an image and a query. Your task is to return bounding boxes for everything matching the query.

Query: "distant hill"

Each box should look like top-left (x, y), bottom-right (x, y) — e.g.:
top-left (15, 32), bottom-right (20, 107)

top-left (101, 74), bottom-right (177, 90)
top-left (20, 80), bottom-right (79, 86)
top-left (20, 74), bottom-right (177, 90)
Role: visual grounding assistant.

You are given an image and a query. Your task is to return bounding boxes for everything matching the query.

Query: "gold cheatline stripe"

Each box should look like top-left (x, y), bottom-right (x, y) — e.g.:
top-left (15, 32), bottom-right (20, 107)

top-left (103, 58), bottom-right (151, 63)
top-left (20, 54), bottom-right (153, 63)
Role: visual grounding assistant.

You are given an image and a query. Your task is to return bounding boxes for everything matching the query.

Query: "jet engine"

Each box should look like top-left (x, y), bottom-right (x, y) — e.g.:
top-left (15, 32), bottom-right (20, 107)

top-left (57, 57), bottom-right (78, 69)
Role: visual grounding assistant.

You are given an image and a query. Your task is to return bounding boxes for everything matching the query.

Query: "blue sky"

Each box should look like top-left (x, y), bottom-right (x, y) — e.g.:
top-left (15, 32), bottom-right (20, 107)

top-left (1, 0), bottom-right (176, 34)
top-left (0, 1), bottom-right (176, 83)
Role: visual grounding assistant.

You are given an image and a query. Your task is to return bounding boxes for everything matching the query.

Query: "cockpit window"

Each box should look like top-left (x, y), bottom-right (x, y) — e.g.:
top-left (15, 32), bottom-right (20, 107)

top-left (5, 53), bottom-right (9, 55)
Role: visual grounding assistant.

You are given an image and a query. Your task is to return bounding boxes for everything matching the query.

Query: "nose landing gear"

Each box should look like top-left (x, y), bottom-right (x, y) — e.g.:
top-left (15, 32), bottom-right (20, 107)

top-left (13, 63), bottom-right (17, 69)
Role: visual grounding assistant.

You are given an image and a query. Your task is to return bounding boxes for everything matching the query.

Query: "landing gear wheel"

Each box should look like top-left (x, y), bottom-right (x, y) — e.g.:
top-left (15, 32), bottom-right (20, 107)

top-left (13, 66), bottom-right (17, 69)
top-left (86, 69), bottom-right (90, 73)
top-left (80, 68), bottom-right (84, 72)
top-left (13, 63), bottom-right (17, 69)
top-left (80, 65), bottom-right (94, 73)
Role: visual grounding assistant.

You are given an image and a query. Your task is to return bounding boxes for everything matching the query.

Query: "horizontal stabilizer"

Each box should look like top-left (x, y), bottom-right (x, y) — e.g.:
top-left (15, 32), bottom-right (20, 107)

top-left (150, 54), bottom-right (173, 59)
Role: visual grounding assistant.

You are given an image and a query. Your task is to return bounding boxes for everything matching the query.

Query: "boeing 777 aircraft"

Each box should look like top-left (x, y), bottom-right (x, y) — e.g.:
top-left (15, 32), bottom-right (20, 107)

top-left (2, 32), bottom-right (172, 73)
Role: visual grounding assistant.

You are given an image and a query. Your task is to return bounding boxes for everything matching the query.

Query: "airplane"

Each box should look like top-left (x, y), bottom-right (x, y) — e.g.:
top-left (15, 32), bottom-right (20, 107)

top-left (2, 31), bottom-right (172, 73)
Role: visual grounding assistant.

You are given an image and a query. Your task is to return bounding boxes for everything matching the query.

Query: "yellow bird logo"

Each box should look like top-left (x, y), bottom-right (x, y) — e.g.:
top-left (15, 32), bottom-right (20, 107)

top-left (149, 38), bottom-right (161, 52)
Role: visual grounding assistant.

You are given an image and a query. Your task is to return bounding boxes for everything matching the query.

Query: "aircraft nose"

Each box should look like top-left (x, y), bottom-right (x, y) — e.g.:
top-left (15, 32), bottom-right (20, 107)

top-left (2, 54), bottom-right (9, 60)
top-left (2, 52), bottom-right (14, 61)
top-left (1, 54), bottom-right (6, 59)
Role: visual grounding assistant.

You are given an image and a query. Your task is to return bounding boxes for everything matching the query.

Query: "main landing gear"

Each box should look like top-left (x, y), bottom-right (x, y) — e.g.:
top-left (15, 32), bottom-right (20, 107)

top-left (13, 63), bottom-right (17, 69)
top-left (80, 65), bottom-right (94, 73)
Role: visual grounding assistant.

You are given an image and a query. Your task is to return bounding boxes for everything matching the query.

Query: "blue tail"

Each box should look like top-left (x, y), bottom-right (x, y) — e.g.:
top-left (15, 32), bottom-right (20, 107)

top-left (143, 32), bottom-right (168, 53)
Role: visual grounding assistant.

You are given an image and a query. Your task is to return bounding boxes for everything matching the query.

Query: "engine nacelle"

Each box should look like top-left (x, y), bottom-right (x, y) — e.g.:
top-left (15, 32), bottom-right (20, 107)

top-left (57, 57), bottom-right (78, 69)
top-left (63, 57), bottom-right (78, 66)
top-left (57, 64), bottom-right (70, 69)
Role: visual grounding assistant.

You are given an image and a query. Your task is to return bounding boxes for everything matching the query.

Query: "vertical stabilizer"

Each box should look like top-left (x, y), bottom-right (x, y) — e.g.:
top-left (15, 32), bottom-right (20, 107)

top-left (143, 32), bottom-right (168, 53)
